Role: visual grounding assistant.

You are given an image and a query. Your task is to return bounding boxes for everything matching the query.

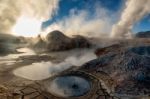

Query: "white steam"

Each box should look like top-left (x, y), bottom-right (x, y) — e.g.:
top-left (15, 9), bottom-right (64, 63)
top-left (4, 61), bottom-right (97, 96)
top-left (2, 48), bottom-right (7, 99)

top-left (13, 52), bottom-right (96, 80)
top-left (43, 5), bottom-right (115, 38)
top-left (0, 0), bottom-right (59, 33)
top-left (111, 0), bottom-right (150, 38)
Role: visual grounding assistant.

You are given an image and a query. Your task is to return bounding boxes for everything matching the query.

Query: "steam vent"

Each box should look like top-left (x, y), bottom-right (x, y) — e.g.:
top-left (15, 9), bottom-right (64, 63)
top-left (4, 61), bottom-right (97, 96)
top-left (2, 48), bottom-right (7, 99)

top-left (41, 71), bottom-right (118, 99)
top-left (46, 76), bottom-right (91, 97)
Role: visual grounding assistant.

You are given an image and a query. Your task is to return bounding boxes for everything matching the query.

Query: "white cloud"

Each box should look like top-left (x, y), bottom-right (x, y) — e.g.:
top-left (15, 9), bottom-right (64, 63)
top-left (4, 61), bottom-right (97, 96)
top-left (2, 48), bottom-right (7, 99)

top-left (43, 2), bottom-right (119, 38)
top-left (0, 0), bottom-right (60, 33)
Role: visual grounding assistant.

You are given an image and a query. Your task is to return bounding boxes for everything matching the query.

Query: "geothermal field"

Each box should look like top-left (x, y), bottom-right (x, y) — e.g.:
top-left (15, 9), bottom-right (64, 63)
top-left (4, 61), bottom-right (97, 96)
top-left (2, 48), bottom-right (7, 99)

top-left (0, 0), bottom-right (150, 99)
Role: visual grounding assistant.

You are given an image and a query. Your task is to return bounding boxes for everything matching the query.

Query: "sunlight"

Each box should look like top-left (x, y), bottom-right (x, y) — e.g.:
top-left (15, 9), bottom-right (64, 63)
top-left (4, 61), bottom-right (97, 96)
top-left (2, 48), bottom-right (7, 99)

top-left (12, 15), bottom-right (42, 37)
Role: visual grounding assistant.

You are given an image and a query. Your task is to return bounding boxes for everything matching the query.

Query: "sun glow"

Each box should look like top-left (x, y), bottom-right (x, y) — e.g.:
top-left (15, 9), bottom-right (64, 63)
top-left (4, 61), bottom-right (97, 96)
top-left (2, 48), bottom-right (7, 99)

top-left (12, 16), bottom-right (42, 37)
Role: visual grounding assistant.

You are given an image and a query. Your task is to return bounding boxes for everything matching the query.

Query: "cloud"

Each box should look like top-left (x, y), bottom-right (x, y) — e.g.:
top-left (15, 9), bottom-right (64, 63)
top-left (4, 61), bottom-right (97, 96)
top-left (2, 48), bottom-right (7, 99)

top-left (0, 0), bottom-right (60, 33)
top-left (43, 2), bottom-right (118, 38)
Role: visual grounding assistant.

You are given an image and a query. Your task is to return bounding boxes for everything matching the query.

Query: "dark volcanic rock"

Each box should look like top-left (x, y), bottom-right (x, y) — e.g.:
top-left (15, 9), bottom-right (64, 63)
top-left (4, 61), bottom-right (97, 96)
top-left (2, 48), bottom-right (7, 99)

top-left (80, 44), bottom-right (150, 95)
top-left (129, 46), bottom-right (150, 56)
top-left (46, 30), bottom-right (73, 51)
top-left (95, 44), bottom-right (122, 56)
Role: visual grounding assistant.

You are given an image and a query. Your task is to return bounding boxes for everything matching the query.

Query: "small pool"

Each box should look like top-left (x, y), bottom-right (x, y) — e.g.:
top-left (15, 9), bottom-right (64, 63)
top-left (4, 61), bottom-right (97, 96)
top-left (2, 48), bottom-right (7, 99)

top-left (46, 76), bottom-right (91, 97)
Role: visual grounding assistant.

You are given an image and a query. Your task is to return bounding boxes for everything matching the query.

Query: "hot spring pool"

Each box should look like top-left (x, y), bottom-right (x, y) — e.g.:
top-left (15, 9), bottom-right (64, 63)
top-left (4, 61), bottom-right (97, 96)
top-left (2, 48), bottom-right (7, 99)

top-left (45, 76), bottom-right (91, 97)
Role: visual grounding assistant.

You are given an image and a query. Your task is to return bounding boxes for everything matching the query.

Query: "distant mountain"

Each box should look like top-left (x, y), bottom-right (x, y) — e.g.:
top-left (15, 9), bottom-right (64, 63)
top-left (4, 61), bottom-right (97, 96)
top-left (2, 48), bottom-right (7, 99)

top-left (0, 33), bottom-right (26, 55)
top-left (136, 31), bottom-right (150, 38)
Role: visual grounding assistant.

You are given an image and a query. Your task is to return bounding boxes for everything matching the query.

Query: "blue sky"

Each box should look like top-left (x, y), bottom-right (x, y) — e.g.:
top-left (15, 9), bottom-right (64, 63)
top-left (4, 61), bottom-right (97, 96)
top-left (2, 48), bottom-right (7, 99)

top-left (133, 14), bottom-right (150, 33)
top-left (42, 0), bottom-right (150, 33)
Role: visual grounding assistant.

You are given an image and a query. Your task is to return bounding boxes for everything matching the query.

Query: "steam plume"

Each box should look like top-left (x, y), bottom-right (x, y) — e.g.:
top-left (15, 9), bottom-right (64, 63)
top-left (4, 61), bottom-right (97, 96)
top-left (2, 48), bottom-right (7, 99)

top-left (0, 0), bottom-right (59, 33)
top-left (111, 0), bottom-right (150, 38)
top-left (43, 4), bottom-right (116, 38)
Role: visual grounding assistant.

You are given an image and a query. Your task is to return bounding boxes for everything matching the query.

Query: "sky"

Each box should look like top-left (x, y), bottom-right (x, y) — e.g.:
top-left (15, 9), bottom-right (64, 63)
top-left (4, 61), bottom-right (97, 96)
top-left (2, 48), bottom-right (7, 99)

top-left (133, 14), bottom-right (150, 33)
top-left (42, 0), bottom-right (123, 28)
top-left (42, 0), bottom-right (150, 33)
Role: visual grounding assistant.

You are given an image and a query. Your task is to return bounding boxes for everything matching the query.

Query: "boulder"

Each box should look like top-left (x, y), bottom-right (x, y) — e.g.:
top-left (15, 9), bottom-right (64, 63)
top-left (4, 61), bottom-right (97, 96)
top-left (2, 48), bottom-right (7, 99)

top-left (46, 30), bottom-right (73, 51)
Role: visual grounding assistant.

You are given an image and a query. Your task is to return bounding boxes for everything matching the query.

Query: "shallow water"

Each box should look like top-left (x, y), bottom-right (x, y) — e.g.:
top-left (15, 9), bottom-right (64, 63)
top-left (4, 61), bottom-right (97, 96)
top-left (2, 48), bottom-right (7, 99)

top-left (13, 52), bottom-right (96, 80)
top-left (0, 48), bottom-right (36, 65)
top-left (13, 61), bottom-right (71, 80)
top-left (0, 48), bottom-right (35, 60)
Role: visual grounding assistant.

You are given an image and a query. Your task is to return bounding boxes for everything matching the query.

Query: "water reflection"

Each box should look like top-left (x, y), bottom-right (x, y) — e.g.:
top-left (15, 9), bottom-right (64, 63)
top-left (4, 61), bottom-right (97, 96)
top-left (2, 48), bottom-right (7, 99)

top-left (0, 48), bottom-right (35, 65)
top-left (13, 52), bottom-right (96, 80)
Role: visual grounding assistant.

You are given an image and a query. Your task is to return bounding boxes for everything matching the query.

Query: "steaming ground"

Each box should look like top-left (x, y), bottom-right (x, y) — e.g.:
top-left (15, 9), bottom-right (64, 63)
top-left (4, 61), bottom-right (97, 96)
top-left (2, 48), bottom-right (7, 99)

top-left (0, 37), bottom-right (118, 82)
top-left (0, 37), bottom-right (130, 81)
top-left (0, 37), bottom-right (150, 99)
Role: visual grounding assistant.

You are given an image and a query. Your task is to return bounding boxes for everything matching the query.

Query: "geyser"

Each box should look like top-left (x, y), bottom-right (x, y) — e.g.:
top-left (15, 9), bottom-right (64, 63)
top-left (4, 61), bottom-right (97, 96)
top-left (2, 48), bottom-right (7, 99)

top-left (111, 0), bottom-right (150, 38)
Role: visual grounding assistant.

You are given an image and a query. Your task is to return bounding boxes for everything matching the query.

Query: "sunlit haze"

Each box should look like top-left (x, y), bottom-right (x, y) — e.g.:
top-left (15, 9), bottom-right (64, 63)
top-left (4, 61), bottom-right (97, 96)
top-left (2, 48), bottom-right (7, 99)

top-left (12, 16), bottom-right (42, 37)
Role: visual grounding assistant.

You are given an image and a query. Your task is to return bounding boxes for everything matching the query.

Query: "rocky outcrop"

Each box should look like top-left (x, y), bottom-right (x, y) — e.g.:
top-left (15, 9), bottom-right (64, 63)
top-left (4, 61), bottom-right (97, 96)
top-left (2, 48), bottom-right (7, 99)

top-left (34, 30), bottom-right (91, 51)
top-left (46, 30), bottom-right (73, 51)
top-left (80, 44), bottom-right (150, 96)
top-left (46, 31), bottom-right (91, 51)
